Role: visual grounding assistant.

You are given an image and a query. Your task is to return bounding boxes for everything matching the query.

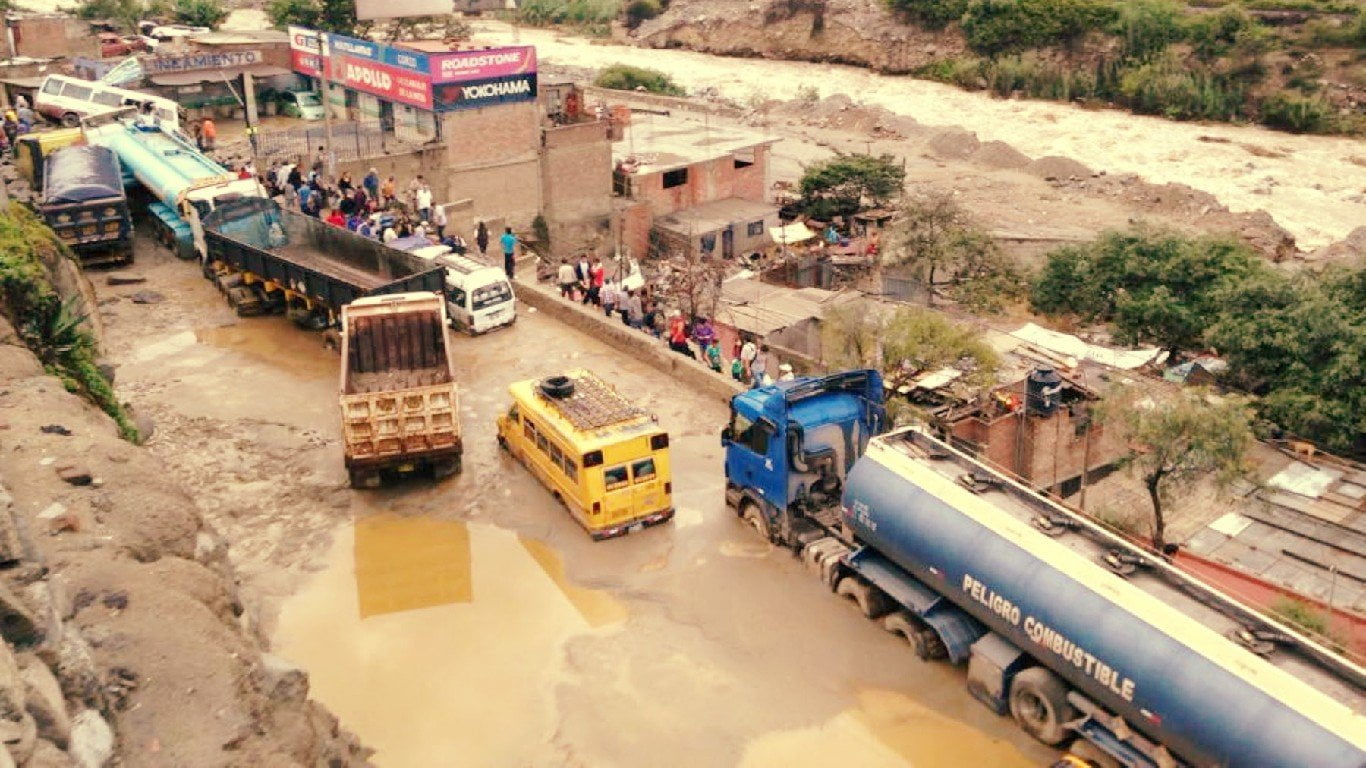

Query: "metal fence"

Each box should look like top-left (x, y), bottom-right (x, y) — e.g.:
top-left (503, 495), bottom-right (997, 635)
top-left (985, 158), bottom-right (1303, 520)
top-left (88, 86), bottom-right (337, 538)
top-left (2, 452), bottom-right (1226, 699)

top-left (252, 119), bottom-right (433, 165)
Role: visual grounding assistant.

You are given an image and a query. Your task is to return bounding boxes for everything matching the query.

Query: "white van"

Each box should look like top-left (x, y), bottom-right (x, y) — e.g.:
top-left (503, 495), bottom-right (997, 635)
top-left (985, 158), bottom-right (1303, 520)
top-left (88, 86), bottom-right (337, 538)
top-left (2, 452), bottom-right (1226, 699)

top-left (36, 74), bottom-right (182, 131)
top-left (409, 248), bottom-right (516, 334)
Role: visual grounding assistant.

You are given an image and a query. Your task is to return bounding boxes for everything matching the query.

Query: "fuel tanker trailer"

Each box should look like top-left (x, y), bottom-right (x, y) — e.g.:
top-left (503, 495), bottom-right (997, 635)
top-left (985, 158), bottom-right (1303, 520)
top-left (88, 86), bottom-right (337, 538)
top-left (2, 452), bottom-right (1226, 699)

top-left (722, 371), bottom-right (1366, 768)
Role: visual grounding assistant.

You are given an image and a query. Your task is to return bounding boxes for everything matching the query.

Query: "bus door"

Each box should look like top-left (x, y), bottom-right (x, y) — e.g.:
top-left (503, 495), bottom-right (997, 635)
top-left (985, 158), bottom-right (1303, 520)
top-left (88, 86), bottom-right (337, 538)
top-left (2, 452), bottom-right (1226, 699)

top-left (601, 462), bottom-right (633, 524)
top-left (628, 456), bottom-right (664, 515)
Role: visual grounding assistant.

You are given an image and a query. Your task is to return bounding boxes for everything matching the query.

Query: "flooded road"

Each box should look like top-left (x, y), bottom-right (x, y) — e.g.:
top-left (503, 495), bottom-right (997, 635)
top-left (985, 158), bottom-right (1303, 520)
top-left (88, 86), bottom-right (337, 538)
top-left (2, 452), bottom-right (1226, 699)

top-left (98, 237), bottom-right (1055, 767)
top-left (469, 21), bottom-right (1366, 250)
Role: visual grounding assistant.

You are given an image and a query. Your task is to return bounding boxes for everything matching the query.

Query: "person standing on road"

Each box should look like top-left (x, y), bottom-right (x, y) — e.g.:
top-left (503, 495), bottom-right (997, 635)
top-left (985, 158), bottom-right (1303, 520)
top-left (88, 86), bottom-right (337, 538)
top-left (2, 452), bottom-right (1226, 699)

top-left (624, 290), bottom-right (644, 329)
top-left (500, 227), bottom-right (518, 281)
top-left (476, 221), bottom-right (490, 256)
top-left (432, 204), bottom-right (447, 240)
top-left (191, 119), bottom-right (203, 150)
top-left (381, 176), bottom-right (396, 207)
top-left (588, 257), bottom-right (605, 307)
top-left (740, 338), bottom-right (757, 381)
top-left (416, 181), bottom-right (433, 222)
top-left (574, 253), bottom-right (592, 304)
top-left (201, 116), bottom-right (217, 151)
top-left (667, 312), bottom-right (694, 359)
top-left (600, 278), bottom-right (617, 318)
top-left (557, 259), bottom-right (577, 299)
top-left (363, 168), bottom-right (380, 200)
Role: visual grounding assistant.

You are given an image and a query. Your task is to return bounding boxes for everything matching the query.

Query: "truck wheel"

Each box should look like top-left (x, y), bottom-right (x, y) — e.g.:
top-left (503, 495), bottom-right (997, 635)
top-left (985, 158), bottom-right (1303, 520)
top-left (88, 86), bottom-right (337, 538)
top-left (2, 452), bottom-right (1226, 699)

top-left (217, 273), bottom-right (243, 295)
top-left (740, 501), bottom-right (771, 542)
top-left (834, 575), bottom-right (892, 620)
top-left (882, 611), bottom-right (920, 641)
top-left (348, 469), bottom-right (380, 489)
top-left (1068, 740), bottom-right (1121, 768)
top-left (432, 457), bottom-right (461, 479)
top-left (61, 112), bottom-right (79, 127)
top-left (911, 627), bottom-right (948, 661)
top-left (1009, 666), bottom-right (1076, 746)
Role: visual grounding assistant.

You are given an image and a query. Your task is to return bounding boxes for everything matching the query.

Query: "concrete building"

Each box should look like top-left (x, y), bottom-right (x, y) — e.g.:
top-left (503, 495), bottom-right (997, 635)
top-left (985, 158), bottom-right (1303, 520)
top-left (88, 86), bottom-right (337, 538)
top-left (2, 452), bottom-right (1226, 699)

top-left (613, 114), bottom-right (779, 261)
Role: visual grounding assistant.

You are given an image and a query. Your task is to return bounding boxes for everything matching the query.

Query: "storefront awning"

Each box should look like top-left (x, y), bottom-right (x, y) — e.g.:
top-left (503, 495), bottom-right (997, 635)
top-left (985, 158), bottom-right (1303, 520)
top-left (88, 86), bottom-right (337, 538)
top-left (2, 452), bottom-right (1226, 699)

top-left (150, 64), bottom-right (292, 86)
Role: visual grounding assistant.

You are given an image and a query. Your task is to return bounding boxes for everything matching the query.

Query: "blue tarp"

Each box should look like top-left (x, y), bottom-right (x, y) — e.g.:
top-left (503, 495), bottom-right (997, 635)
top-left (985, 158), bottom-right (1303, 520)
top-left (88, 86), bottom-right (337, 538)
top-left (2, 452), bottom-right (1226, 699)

top-left (43, 146), bottom-right (123, 205)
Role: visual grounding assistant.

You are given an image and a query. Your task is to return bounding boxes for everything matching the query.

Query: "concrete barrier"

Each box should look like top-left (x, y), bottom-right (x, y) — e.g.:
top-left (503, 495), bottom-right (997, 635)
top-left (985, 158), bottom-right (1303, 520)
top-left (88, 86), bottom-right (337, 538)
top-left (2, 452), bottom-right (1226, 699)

top-left (513, 277), bottom-right (745, 404)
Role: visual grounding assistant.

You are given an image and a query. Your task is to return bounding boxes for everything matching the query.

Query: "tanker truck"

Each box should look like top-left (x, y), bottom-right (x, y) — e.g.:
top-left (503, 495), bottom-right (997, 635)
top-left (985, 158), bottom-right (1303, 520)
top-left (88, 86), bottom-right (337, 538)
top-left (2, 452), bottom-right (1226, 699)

top-left (82, 110), bottom-right (262, 260)
top-left (722, 370), bottom-right (1365, 768)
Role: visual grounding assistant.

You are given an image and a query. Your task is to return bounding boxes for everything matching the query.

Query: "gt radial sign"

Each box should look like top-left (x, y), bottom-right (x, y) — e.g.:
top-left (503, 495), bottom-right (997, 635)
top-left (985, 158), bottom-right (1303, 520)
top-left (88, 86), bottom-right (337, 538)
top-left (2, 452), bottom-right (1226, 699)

top-left (288, 26), bottom-right (322, 77)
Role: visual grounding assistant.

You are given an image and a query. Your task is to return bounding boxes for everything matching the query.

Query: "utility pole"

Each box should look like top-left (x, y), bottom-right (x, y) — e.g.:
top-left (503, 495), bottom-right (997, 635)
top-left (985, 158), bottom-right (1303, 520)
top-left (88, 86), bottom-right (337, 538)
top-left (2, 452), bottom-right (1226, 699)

top-left (318, 32), bottom-right (337, 178)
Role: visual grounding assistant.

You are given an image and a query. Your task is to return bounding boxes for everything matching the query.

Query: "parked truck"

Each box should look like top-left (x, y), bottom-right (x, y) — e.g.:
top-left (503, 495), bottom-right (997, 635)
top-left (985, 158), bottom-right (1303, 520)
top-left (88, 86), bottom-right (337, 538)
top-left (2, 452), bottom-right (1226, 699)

top-left (38, 145), bottom-right (133, 266)
top-left (339, 293), bottom-right (462, 488)
top-left (201, 197), bottom-right (445, 329)
top-left (83, 112), bottom-right (261, 260)
top-left (723, 370), bottom-right (1365, 768)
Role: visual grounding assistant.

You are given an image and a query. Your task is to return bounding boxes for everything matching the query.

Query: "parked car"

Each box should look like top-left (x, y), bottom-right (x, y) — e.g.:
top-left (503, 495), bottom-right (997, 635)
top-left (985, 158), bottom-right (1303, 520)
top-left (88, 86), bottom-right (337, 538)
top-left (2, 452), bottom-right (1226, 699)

top-left (276, 90), bottom-right (325, 121)
top-left (98, 32), bottom-right (132, 58)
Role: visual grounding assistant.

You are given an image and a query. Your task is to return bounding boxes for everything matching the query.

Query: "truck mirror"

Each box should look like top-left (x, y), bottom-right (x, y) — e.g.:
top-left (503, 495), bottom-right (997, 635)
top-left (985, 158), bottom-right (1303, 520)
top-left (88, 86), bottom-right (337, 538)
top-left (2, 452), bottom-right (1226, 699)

top-left (720, 427), bottom-right (733, 444)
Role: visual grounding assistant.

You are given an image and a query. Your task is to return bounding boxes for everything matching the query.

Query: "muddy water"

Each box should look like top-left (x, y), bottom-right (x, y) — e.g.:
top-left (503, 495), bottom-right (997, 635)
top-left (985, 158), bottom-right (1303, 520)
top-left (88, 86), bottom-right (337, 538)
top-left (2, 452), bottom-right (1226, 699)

top-left (274, 513), bottom-right (627, 766)
top-left (195, 321), bottom-right (337, 381)
top-left (742, 689), bottom-right (1036, 768)
top-left (470, 21), bottom-right (1365, 250)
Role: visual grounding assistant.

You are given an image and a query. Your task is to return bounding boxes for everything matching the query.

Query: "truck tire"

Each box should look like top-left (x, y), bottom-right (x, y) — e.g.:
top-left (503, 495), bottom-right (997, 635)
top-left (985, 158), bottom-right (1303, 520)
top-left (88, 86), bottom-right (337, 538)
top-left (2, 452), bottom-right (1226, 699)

top-left (1068, 740), bottom-right (1121, 768)
top-left (348, 469), bottom-right (381, 489)
top-left (432, 457), bottom-right (461, 479)
top-left (61, 112), bottom-right (79, 127)
top-left (539, 375), bottom-right (575, 399)
top-left (911, 627), bottom-right (948, 661)
top-left (740, 501), bottom-right (771, 542)
top-left (882, 611), bottom-right (920, 641)
top-left (217, 273), bottom-right (243, 295)
top-left (1009, 666), bottom-right (1076, 746)
top-left (834, 575), bottom-right (892, 620)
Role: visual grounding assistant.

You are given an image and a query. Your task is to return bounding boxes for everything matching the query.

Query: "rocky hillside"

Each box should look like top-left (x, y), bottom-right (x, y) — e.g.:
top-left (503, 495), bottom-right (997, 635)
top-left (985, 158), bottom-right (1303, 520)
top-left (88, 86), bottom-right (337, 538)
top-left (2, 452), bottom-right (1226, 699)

top-left (0, 208), bottom-right (371, 767)
top-left (636, 0), bottom-right (964, 73)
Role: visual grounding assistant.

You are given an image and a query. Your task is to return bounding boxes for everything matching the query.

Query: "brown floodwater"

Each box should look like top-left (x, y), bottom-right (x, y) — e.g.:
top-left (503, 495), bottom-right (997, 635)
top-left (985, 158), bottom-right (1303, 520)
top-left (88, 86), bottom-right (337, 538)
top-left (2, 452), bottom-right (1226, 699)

top-left (273, 513), bottom-right (627, 766)
top-left (195, 320), bottom-right (337, 381)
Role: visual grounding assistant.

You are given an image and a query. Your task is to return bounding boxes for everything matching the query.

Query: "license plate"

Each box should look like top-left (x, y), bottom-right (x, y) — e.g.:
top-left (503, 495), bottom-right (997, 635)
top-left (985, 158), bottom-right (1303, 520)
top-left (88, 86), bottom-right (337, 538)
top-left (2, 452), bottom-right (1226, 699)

top-left (397, 463), bottom-right (415, 473)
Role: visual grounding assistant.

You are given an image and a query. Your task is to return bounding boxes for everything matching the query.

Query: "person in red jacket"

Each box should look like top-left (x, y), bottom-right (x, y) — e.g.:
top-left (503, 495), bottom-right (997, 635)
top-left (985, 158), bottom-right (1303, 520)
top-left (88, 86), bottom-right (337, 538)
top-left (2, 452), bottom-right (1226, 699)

top-left (326, 209), bottom-right (346, 228)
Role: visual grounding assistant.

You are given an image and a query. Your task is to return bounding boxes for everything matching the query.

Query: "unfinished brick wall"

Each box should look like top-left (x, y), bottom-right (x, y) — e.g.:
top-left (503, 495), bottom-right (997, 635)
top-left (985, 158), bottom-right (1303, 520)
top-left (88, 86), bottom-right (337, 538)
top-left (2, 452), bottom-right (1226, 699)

top-left (439, 102), bottom-right (542, 230)
top-left (542, 120), bottom-right (612, 231)
top-left (630, 146), bottom-right (771, 218)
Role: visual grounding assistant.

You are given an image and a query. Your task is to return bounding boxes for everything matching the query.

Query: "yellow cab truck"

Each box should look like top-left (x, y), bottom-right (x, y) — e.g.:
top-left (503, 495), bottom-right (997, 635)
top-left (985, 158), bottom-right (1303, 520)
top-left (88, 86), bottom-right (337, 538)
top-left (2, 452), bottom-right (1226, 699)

top-left (497, 370), bottom-right (673, 540)
top-left (340, 292), bottom-right (462, 488)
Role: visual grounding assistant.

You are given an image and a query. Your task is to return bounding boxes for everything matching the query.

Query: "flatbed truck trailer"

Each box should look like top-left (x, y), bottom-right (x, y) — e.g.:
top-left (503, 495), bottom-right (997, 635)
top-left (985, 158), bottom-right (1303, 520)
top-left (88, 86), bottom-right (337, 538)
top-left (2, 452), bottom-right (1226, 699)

top-left (201, 197), bottom-right (444, 329)
top-left (723, 371), bottom-right (1366, 768)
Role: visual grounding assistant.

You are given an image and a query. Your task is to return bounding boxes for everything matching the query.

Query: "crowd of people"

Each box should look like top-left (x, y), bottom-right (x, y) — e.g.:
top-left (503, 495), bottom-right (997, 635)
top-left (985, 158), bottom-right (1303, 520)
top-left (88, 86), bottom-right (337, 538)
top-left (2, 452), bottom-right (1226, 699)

top-left (1, 95), bottom-right (38, 153)
top-left (250, 148), bottom-right (519, 277)
top-left (552, 254), bottom-right (794, 388)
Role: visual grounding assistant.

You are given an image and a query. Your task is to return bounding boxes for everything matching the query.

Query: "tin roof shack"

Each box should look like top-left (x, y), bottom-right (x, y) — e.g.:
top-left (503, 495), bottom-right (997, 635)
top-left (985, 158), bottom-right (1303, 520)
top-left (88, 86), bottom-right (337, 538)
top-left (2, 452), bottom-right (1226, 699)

top-left (613, 113), bottom-right (779, 261)
top-left (713, 278), bottom-right (860, 367)
top-left (944, 367), bottom-right (1128, 498)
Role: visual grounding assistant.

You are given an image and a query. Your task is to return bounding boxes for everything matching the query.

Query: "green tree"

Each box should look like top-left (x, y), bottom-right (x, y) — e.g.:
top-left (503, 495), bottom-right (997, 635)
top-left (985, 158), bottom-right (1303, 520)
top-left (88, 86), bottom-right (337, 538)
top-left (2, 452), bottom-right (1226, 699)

top-left (267, 0), bottom-right (363, 35)
top-left (797, 153), bottom-right (905, 220)
top-left (78, 0), bottom-right (144, 31)
top-left (593, 65), bottom-right (686, 96)
top-left (886, 190), bottom-right (1024, 312)
top-left (1112, 0), bottom-right (1184, 63)
top-left (174, 0), bottom-right (228, 27)
top-left (1186, 4), bottom-right (1267, 64)
top-left (1100, 386), bottom-right (1254, 551)
top-left (1205, 266), bottom-right (1365, 455)
top-left (1030, 227), bottom-right (1263, 356)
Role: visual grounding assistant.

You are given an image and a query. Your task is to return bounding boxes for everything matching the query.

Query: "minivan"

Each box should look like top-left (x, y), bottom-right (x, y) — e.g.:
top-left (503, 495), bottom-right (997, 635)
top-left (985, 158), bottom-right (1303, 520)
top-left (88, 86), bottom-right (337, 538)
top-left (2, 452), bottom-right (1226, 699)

top-left (35, 74), bottom-right (181, 131)
top-left (406, 247), bottom-right (516, 334)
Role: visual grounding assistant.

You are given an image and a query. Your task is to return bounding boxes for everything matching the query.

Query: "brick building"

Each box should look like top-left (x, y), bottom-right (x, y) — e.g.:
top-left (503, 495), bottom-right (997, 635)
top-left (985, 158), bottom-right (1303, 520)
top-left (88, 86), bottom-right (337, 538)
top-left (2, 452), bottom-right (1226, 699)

top-left (613, 114), bottom-right (779, 261)
top-left (945, 370), bottom-right (1127, 497)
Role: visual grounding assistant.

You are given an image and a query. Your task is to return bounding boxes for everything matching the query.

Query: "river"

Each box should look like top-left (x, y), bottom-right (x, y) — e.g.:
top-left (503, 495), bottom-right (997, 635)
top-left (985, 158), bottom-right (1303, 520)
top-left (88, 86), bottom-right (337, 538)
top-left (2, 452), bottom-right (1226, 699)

top-left (469, 20), bottom-right (1365, 251)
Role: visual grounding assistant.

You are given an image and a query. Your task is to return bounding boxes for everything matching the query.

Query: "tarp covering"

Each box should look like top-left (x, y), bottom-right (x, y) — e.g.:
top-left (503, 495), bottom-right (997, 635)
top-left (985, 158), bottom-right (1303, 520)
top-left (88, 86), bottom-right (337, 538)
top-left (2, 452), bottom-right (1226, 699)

top-left (1009, 322), bottom-right (1165, 370)
top-left (769, 222), bottom-right (815, 244)
top-left (42, 146), bottom-right (123, 204)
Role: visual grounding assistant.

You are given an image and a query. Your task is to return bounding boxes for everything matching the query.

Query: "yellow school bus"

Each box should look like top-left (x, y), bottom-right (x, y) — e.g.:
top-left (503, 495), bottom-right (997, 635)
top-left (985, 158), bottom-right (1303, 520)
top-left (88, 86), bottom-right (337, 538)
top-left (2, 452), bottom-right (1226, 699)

top-left (497, 370), bottom-right (673, 540)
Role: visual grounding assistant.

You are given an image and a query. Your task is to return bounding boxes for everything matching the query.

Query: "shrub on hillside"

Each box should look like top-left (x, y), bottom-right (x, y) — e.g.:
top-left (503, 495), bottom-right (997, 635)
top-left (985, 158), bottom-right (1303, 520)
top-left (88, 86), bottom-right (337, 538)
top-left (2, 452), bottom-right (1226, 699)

top-left (1112, 0), bottom-right (1184, 62)
top-left (623, 0), bottom-right (660, 27)
top-left (961, 0), bottom-right (1118, 57)
top-left (1118, 54), bottom-right (1245, 120)
top-left (594, 64), bottom-right (686, 96)
top-left (1259, 91), bottom-right (1334, 133)
top-left (1186, 4), bottom-right (1268, 63)
top-left (885, 0), bottom-right (968, 29)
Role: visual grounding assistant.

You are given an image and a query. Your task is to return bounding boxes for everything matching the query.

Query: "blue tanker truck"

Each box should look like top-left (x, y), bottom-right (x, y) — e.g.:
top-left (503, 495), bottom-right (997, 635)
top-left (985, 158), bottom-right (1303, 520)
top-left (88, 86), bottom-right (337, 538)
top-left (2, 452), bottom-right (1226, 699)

top-left (82, 111), bottom-right (263, 260)
top-left (722, 370), bottom-right (1365, 768)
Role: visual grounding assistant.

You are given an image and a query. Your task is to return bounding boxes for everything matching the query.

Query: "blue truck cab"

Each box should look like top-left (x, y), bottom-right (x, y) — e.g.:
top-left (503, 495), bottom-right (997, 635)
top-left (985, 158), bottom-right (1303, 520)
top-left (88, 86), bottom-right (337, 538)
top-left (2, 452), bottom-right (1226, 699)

top-left (722, 370), bottom-right (885, 546)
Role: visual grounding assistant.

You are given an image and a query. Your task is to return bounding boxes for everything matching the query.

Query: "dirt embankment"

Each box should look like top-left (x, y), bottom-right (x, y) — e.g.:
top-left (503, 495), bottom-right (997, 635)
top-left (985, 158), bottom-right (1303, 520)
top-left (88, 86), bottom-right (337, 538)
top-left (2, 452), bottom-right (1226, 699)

top-left (636, 0), bottom-right (960, 73)
top-left (0, 256), bottom-right (369, 766)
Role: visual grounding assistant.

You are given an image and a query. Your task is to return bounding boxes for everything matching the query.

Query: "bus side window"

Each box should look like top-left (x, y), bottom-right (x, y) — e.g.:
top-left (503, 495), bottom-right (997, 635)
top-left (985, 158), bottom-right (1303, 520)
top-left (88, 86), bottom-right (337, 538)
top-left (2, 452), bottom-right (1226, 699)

top-left (508, 404), bottom-right (520, 423)
top-left (524, 420), bottom-right (536, 441)
top-left (604, 465), bottom-right (629, 491)
top-left (631, 458), bottom-right (656, 483)
top-left (564, 459), bottom-right (578, 482)
top-left (549, 443), bottom-right (564, 472)
top-left (536, 432), bottom-right (548, 454)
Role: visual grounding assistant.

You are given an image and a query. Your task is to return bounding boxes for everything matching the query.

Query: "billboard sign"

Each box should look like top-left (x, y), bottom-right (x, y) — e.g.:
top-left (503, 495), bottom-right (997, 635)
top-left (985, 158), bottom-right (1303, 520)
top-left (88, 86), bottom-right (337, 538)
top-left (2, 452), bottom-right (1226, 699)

top-left (431, 46), bottom-right (536, 84)
top-left (432, 73), bottom-right (537, 112)
top-left (287, 28), bottom-right (537, 112)
top-left (148, 50), bottom-right (263, 74)
top-left (288, 26), bottom-right (322, 77)
top-left (354, 0), bottom-right (456, 21)
top-left (329, 53), bottom-right (433, 110)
